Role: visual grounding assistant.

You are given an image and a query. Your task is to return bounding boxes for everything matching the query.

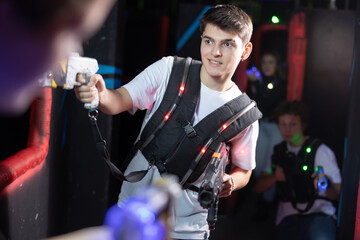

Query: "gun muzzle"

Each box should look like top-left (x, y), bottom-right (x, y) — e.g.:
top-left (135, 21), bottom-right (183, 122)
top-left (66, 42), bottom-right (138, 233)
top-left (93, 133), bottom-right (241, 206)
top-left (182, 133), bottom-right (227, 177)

top-left (198, 181), bottom-right (215, 209)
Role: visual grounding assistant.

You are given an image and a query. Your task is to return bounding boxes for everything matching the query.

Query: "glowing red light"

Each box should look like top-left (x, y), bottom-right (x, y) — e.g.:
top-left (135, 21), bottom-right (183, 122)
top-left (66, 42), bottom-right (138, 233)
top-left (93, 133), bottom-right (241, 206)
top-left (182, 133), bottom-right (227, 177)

top-left (165, 114), bottom-right (170, 120)
top-left (201, 148), bottom-right (206, 154)
top-left (180, 85), bottom-right (185, 92)
top-left (222, 124), bottom-right (228, 130)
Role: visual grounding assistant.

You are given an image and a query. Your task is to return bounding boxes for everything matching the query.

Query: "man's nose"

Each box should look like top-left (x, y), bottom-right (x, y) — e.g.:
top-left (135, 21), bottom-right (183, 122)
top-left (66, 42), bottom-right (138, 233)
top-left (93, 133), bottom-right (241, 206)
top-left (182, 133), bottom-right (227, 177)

top-left (211, 45), bottom-right (221, 57)
top-left (284, 125), bottom-right (291, 132)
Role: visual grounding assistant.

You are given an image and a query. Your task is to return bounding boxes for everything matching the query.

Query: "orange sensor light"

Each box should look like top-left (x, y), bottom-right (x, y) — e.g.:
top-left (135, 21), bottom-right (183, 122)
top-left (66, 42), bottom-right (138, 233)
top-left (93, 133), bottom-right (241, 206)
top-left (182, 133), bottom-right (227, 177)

top-left (222, 124), bottom-right (228, 130)
top-left (201, 148), bottom-right (206, 154)
top-left (164, 114), bottom-right (170, 120)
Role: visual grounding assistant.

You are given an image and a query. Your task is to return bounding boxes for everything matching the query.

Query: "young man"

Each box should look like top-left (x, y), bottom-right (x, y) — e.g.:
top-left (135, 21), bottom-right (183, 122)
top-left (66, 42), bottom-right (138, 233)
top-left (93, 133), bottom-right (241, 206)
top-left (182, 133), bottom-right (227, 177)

top-left (0, 0), bottom-right (115, 115)
top-left (75, 4), bottom-right (259, 239)
top-left (255, 101), bottom-right (341, 240)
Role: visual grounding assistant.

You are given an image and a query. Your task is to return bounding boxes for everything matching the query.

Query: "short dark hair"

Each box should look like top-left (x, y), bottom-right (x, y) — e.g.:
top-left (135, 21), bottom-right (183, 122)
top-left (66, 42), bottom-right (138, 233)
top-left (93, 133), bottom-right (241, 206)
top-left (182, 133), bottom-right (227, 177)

top-left (274, 101), bottom-right (310, 128)
top-left (199, 4), bottom-right (253, 46)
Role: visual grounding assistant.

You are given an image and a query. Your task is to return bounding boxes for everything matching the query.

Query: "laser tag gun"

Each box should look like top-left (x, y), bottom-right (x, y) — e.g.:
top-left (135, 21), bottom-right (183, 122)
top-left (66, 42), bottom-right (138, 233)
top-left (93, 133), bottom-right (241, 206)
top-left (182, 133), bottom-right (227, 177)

top-left (316, 166), bottom-right (328, 192)
top-left (103, 175), bottom-right (181, 240)
top-left (246, 65), bottom-right (262, 81)
top-left (38, 52), bottom-right (99, 109)
top-left (198, 142), bottom-right (229, 230)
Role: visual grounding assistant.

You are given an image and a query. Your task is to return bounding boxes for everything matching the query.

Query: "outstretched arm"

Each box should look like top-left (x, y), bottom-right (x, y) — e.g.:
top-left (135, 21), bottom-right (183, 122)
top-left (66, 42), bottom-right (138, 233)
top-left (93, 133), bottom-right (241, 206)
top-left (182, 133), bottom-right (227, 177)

top-left (255, 166), bottom-right (285, 193)
top-left (75, 73), bottom-right (133, 115)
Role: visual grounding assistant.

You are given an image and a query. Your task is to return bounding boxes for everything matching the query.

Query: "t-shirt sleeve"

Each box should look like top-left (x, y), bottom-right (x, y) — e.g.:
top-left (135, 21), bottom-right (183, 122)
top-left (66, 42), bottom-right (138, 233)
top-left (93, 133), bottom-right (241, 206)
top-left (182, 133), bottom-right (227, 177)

top-left (314, 144), bottom-right (342, 184)
top-left (229, 120), bottom-right (259, 170)
top-left (123, 56), bottom-right (173, 114)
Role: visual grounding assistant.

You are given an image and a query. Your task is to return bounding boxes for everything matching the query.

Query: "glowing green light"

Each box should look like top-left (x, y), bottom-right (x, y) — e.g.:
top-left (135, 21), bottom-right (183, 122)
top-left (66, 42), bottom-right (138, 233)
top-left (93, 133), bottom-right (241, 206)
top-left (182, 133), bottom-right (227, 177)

top-left (306, 147), bottom-right (311, 153)
top-left (271, 16), bottom-right (280, 24)
top-left (302, 165), bottom-right (308, 171)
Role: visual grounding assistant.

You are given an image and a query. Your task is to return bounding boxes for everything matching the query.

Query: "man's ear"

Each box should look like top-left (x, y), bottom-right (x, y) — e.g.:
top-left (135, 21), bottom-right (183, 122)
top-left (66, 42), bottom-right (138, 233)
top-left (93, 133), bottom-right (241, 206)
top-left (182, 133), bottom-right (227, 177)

top-left (241, 42), bottom-right (253, 61)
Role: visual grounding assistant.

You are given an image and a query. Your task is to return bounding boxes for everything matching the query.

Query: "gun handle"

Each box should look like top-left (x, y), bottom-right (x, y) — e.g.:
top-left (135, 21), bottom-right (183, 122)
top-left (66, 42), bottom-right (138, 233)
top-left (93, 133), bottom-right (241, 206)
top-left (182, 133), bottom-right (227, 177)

top-left (84, 87), bottom-right (99, 110)
top-left (82, 73), bottom-right (99, 110)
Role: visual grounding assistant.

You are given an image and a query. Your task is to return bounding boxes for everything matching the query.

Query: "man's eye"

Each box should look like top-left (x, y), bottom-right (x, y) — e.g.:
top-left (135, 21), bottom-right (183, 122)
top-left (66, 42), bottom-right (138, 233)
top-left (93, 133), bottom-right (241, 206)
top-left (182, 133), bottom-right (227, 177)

top-left (224, 42), bottom-right (233, 47)
top-left (205, 39), bottom-right (212, 44)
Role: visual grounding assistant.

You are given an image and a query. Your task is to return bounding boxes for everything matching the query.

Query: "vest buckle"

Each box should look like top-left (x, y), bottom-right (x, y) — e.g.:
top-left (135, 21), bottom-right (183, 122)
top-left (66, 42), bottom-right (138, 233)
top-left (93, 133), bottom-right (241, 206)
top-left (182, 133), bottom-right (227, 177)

top-left (183, 122), bottom-right (196, 137)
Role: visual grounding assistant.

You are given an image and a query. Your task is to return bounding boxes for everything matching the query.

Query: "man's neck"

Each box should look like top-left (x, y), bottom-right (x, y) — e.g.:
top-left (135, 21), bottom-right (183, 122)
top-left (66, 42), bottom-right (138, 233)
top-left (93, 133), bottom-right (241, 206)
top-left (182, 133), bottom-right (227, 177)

top-left (200, 66), bottom-right (234, 92)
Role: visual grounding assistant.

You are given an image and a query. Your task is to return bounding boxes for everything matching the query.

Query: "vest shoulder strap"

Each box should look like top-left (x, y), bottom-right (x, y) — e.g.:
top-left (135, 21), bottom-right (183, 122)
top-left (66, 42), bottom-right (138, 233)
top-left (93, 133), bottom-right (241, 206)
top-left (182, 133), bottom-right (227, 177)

top-left (122, 56), bottom-right (201, 169)
top-left (298, 138), bottom-right (323, 161)
top-left (177, 97), bottom-right (262, 185)
top-left (139, 56), bottom-right (200, 148)
top-left (195, 93), bottom-right (262, 144)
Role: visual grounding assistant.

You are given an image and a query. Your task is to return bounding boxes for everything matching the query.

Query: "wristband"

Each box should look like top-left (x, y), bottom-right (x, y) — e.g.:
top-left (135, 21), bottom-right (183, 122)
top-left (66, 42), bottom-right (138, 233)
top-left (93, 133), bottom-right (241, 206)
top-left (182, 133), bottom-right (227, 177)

top-left (230, 176), bottom-right (235, 193)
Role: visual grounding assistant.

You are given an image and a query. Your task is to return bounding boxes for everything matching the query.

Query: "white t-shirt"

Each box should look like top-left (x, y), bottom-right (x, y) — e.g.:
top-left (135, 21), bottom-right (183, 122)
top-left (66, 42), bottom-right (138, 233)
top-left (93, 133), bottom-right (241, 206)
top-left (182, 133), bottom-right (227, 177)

top-left (263, 140), bottom-right (342, 225)
top-left (118, 56), bottom-right (259, 239)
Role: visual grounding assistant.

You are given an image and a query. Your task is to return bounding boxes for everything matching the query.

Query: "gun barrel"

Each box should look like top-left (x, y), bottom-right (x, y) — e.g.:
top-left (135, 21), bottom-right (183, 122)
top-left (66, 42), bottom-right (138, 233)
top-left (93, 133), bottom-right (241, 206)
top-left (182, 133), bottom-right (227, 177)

top-left (198, 181), bottom-right (215, 208)
top-left (198, 143), bottom-right (227, 209)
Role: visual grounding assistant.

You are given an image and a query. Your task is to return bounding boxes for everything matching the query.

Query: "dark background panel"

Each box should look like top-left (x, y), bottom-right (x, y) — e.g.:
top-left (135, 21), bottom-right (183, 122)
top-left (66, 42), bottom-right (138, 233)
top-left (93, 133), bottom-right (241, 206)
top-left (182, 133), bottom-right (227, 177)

top-left (176, 3), bottom-right (211, 60)
top-left (338, 0), bottom-right (360, 238)
top-left (302, 9), bottom-right (355, 166)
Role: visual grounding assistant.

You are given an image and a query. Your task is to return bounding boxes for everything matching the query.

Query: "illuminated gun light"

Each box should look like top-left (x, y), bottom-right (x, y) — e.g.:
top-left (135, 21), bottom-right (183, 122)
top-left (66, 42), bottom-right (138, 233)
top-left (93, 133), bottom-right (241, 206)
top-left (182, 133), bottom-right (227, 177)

top-left (316, 166), bottom-right (328, 191)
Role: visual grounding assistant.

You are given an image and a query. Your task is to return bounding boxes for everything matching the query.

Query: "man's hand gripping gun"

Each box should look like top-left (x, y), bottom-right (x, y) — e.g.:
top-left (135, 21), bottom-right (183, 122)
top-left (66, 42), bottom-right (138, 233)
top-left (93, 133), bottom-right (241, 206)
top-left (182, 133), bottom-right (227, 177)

top-left (38, 52), bottom-right (99, 109)
top-left (198, 142), bottom-right (228, 230)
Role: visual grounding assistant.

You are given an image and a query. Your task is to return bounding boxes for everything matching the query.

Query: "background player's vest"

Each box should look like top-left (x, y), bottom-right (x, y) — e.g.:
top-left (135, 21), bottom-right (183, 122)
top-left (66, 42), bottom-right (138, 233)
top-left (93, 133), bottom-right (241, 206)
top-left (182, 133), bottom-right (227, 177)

top-left (272, 138), bottom-right (322, 212)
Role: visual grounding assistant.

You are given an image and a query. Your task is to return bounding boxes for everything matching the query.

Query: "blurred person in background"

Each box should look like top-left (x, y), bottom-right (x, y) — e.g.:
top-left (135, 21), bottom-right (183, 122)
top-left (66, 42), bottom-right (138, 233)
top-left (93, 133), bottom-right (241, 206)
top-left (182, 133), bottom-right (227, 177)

top-left (247, 51), bottom-right (287, 221)
top-left (247, 50), bottom-right (287, 178)
top-left (0, 0), bottom-right (116, 115)
top-left (255, 101), bottom-right (341, 240)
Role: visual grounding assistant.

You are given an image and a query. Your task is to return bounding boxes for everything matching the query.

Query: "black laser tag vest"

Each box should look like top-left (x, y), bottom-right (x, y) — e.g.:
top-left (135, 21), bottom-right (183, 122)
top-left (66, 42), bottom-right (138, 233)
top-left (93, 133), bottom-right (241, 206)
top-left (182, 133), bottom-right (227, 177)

top-left (272, 138), bottom-right (323, 213)
top-left (128, 56), bottom-right (262, 188)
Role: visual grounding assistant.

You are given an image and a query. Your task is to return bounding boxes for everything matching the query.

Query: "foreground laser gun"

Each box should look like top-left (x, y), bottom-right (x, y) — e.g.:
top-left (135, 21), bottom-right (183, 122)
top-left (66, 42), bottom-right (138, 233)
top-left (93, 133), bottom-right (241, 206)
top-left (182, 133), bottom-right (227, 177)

top-left (38, 52), bottom-right (99, 109)
top-left (104, 175), bottom-right (181, 240)
top-left (198, 143), bottom-right (228, 209)
top-left (198, 143), bottom-right (229, 231)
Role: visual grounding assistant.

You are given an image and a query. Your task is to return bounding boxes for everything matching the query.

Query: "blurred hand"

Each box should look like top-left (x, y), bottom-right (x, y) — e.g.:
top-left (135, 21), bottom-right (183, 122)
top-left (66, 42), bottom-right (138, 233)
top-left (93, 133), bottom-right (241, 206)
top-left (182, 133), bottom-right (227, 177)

top-left (247, 72), bottom-right (260, 82)
top-left (311, 171), bottom-right (319, 190)
top-left (274, 167), bottom-right (286, 182)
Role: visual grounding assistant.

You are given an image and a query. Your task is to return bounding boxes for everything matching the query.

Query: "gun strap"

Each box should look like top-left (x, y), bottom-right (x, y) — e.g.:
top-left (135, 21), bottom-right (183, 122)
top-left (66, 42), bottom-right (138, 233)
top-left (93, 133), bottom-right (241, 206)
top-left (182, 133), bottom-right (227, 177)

top-left (188, 185), bottom-right (200, 192)
top-left (89, 110), bottom-right (149, 182)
